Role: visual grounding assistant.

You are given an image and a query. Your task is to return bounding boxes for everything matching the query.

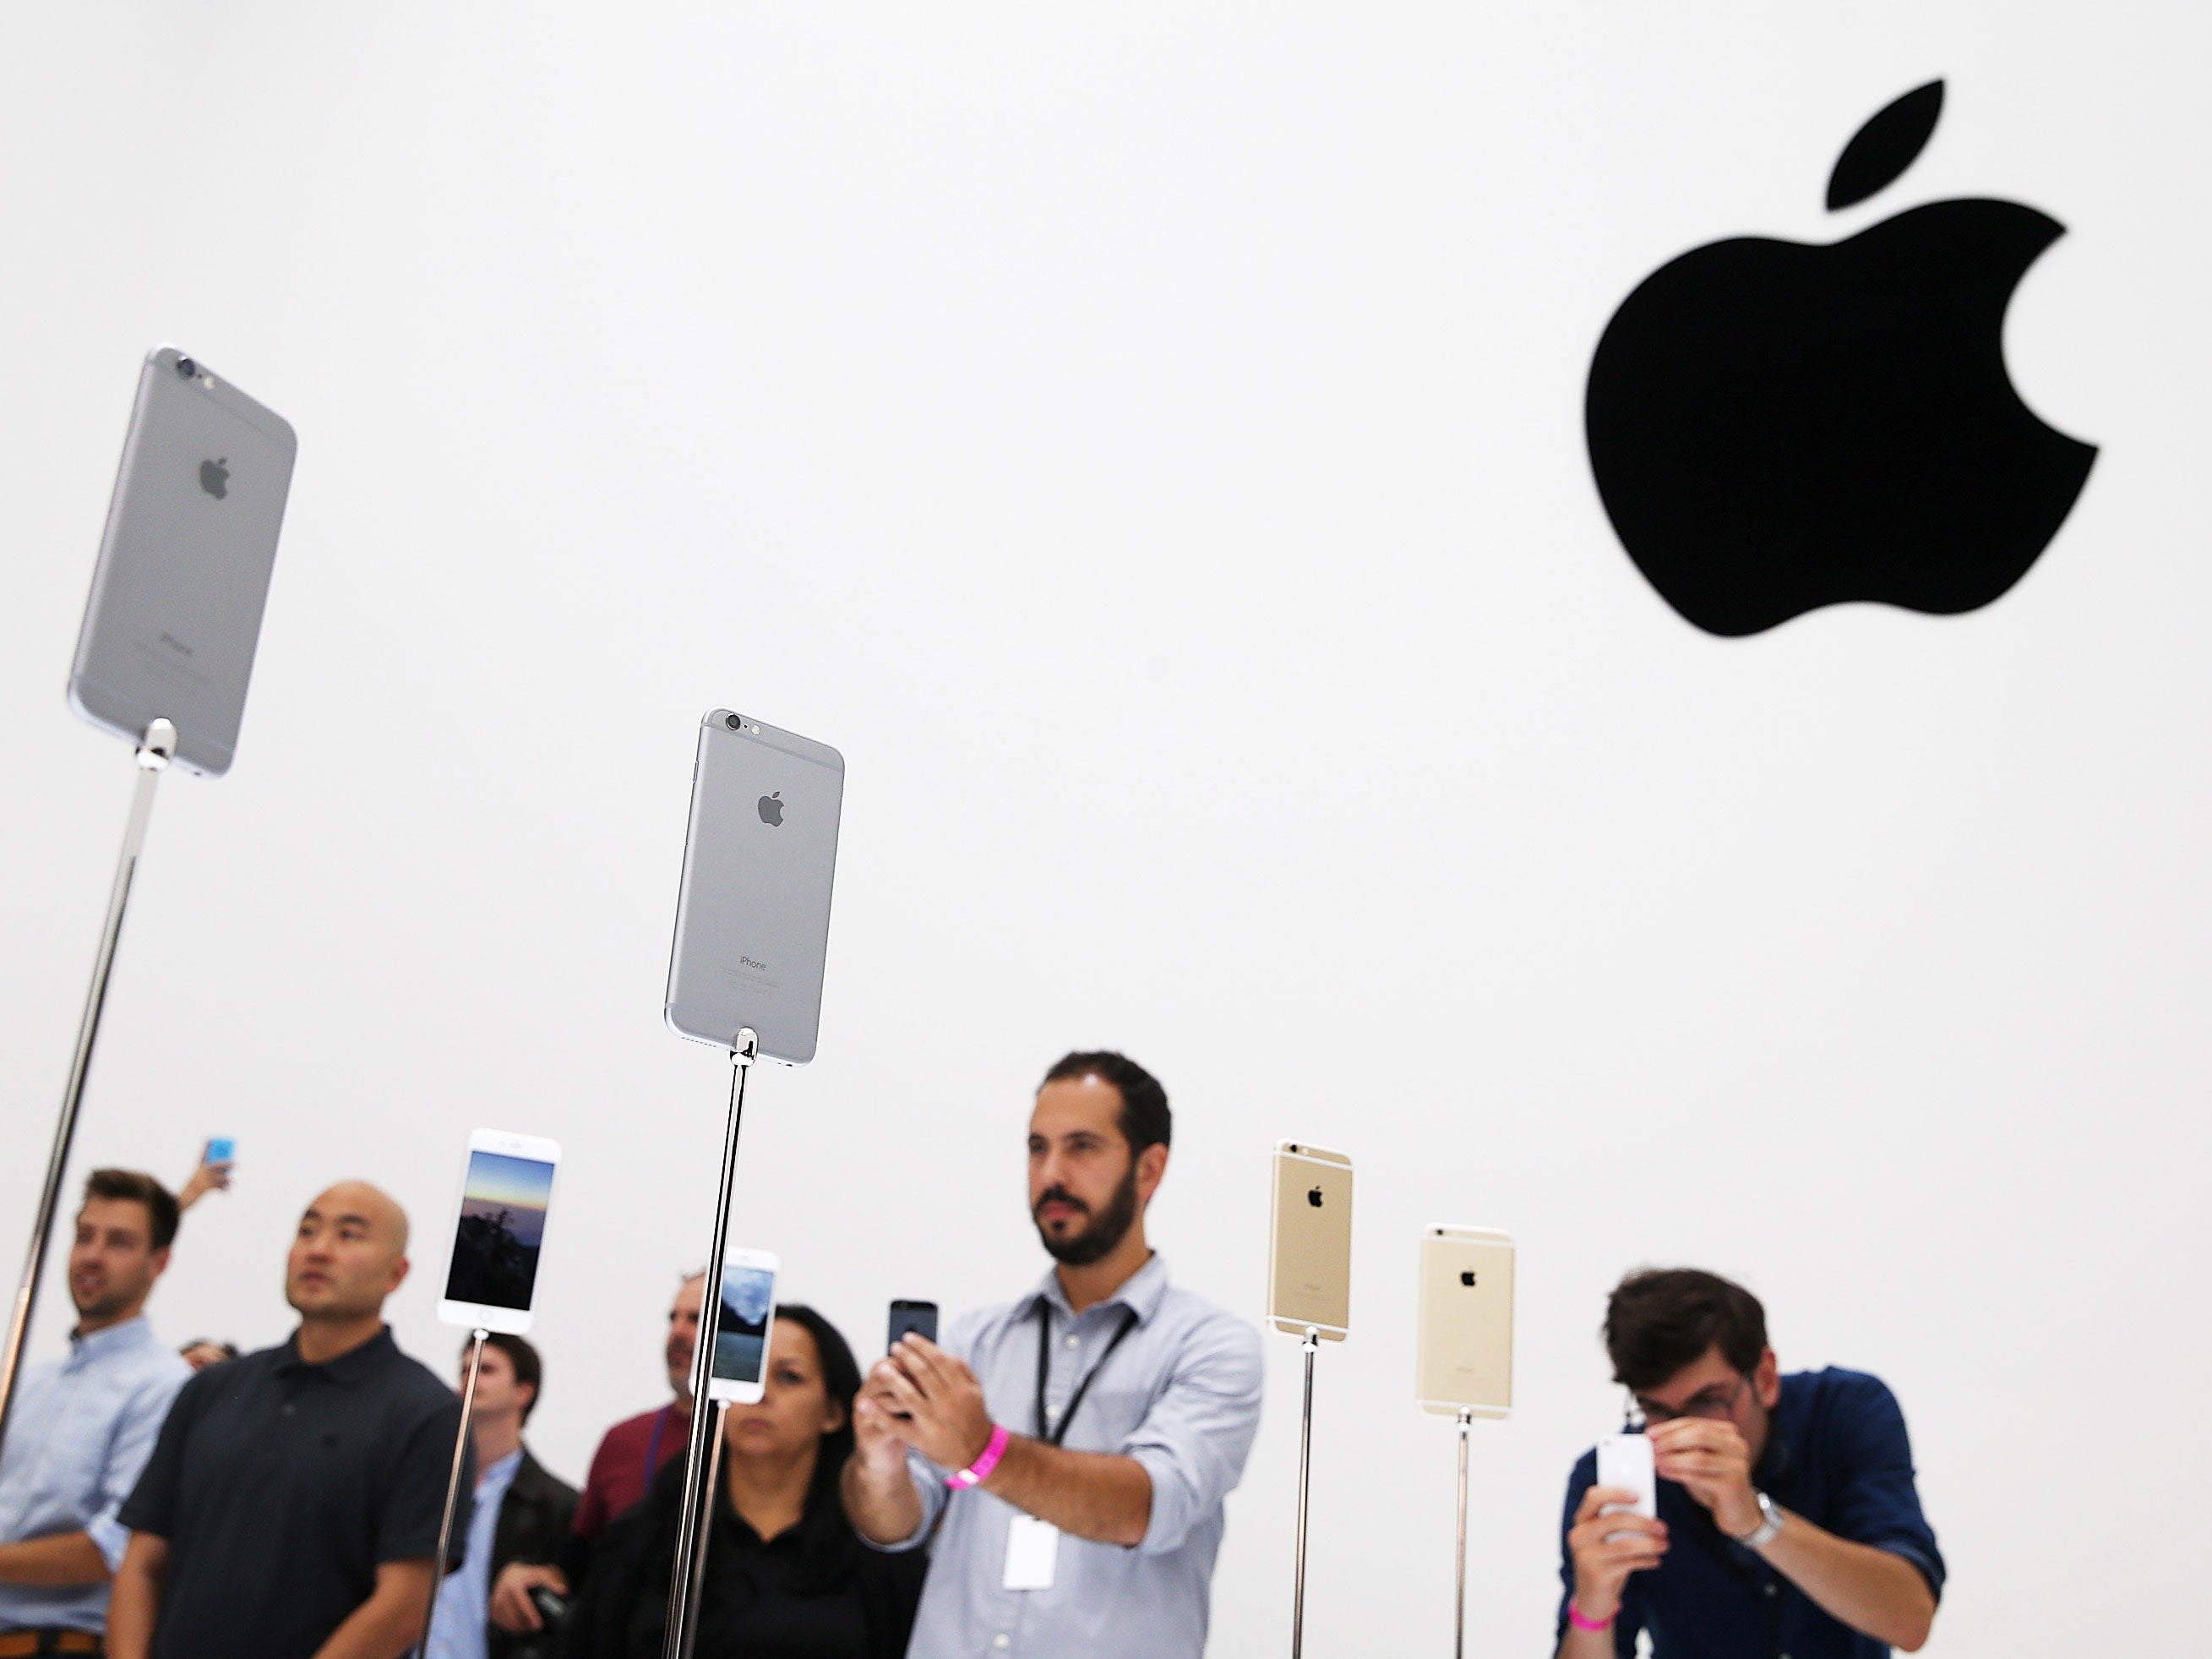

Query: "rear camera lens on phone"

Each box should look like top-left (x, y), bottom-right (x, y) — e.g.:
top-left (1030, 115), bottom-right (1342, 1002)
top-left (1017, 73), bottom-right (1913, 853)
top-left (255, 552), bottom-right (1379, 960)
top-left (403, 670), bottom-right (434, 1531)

top-left (174, 357), bottom-right (196, 379)
top-left (725, 713), bottom-right (742, 730)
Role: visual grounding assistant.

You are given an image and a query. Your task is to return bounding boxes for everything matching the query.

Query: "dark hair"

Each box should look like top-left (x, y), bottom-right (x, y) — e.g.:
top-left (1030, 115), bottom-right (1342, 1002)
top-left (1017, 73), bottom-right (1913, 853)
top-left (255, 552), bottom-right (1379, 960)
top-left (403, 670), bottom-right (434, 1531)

top-left (772, 1303), bottom-right (861, 1499)
top-left (82, 1170), bottom-right (180, 1252)
top-left (473, 1332), bottom-right (544, 1423)
top-left (181, 1339), bottom-right (238, 1361)
top-left (1041, 1051), bottom-right (1171, 1154)
top-left (1604, 1268), bottom-right (1768, 1393)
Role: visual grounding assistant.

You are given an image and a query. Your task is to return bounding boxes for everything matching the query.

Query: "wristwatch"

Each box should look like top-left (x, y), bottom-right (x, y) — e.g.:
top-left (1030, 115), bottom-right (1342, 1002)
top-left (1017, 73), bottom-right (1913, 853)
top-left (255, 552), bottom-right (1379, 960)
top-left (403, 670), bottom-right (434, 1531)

top-left (1732, 1490), bottom-right (1785, 1549)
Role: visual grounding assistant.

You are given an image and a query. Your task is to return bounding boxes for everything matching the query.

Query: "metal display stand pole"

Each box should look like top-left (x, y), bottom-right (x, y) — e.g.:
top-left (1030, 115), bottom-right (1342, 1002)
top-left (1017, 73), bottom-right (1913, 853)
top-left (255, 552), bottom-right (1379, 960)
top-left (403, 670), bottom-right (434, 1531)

top-left (1453, 1406), bottom-right (1473, 1659)
top-left (663, 1029), bottom-right (759, 1659)
top-left (417, 1327), bottom-right (488, 1658)
top-left (0, 718), bottom-right (177, 1457)
top-left (676, 1400), bottom-right (730, 1659)
top-left (1290, 1325), bottom-right (1320, 1659)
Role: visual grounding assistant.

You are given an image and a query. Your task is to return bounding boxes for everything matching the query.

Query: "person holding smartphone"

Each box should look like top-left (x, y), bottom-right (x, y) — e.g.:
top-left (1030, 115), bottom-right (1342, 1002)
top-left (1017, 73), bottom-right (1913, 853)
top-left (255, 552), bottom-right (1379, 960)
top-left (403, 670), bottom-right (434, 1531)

top-left (842, 1051), bottom-right (1264, 1659)
top-left (1556, 1269), bottom-right (1944, 1658)
top-left (426, 1334), bottom-right (577, 1659)
top-left (174, 1139), bottom-right (235, 1217)
top-left (488, 1270), bottom-right (706, 1636)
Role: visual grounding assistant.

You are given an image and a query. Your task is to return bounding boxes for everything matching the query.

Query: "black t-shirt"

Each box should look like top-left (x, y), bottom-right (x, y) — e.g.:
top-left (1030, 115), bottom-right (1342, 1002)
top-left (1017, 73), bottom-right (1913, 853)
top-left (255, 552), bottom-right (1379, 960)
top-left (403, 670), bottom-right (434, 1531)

top-left (561, 1456), bottom-right (923, 1659)
top-left (119, 1326), bottom-right (468, 1659)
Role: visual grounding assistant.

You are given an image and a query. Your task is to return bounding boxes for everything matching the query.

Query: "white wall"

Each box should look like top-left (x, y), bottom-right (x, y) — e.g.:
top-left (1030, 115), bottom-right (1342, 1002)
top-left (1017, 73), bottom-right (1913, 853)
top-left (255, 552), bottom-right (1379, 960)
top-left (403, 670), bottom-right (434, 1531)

top-left (2, 5), bottom-right (2204, 1652)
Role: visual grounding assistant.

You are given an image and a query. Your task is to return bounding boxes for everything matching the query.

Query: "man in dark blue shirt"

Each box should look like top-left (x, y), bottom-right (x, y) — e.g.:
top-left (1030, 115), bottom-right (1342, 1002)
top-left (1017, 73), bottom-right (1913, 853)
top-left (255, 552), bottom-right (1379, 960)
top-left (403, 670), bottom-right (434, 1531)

top-left (1555, 1269), bottom-right (1942, 1659)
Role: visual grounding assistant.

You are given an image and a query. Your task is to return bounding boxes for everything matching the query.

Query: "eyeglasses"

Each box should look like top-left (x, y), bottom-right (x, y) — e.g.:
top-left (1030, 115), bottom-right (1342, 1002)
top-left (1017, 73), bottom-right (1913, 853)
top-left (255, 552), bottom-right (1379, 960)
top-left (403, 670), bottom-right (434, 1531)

top-left (1626, 1373), bottom-right (1749, 1427)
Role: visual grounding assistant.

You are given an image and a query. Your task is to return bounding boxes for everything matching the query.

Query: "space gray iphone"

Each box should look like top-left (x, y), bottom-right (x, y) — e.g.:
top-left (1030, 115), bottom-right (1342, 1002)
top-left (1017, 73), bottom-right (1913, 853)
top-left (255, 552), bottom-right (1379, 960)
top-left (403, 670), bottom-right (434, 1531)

top-left (68, 347), bottom-right (297, 776)
top-left (664, 710), bottom-right (845, 1064)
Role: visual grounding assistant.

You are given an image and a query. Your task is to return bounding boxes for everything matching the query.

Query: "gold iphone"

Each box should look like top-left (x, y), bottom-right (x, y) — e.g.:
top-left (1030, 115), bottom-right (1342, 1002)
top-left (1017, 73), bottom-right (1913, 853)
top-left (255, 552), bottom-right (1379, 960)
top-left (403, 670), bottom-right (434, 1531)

top-left (1416, 1225), bottom-right (1514, 1416)
top-left (1268, 1142), bottom-right (1353, 1340)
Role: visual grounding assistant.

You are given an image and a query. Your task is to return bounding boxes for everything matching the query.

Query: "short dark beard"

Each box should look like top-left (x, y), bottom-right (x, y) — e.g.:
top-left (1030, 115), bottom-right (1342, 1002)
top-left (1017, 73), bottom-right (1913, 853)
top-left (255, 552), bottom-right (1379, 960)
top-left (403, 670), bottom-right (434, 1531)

top-left (1034, 1160), bottom-right (1140, 1267)
top-left (72, 1283), bottom-right (136, 1324)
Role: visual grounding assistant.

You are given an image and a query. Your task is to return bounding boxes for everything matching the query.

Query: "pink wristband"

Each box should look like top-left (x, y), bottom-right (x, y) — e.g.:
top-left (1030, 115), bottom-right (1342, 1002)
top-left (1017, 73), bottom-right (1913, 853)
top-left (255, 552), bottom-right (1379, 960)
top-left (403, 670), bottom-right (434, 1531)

top-left (1567, 1603), bottom-right (1615, 1633)
top-left (945, 1422), bottom-right (1010, 1489)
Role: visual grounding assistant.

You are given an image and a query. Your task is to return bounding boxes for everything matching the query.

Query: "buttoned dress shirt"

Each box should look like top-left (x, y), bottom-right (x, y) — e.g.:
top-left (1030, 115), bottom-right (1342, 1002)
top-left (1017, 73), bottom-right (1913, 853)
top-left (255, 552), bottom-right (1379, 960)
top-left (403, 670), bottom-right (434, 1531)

top-left (426, 1447), bottom-right (522, 1659)
top-left (0, 1315), bottom-right (189, 1634)
top-left (871, 1253), bottom-right (1264, 1659)
top-left (1556, 1367), bottom-right (1944, 1659)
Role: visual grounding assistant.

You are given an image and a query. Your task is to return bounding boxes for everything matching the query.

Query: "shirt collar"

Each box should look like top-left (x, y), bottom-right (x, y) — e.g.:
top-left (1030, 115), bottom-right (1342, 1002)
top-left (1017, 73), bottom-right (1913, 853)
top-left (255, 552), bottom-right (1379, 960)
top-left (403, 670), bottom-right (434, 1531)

top-left (1019, 1251), bottom-right (1170, 1327)
top-left (275, 1324), bottom-right (399, 1384)
top-left (480, 1447), bottom-right (525, 1487)
top-left (1755, 1369), bottom-right (1807, 1487)
top-left (68, 1312), bottom-right (158, 1363)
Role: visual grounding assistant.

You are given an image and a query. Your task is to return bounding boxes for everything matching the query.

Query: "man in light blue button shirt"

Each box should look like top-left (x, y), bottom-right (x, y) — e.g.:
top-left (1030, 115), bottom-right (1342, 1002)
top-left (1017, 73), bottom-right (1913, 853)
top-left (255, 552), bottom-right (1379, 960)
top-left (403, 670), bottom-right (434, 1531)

top-left (0, 1171), bottom-right (191, 1643)
top-left (844, 1052), bottom-right (1264, 1659)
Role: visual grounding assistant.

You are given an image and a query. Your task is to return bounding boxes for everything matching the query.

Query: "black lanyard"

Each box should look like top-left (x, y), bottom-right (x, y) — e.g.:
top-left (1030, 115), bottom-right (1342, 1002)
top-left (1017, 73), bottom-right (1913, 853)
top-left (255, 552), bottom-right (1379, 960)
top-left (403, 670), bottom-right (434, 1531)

top-left (1033, 1305), bottom-right (1140, 1447)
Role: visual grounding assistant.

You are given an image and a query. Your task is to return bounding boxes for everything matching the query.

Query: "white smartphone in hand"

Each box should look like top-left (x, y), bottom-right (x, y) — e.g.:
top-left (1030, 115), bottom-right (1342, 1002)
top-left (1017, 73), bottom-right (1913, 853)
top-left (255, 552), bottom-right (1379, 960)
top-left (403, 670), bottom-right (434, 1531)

top-left (438, 1129), bottom-right (560, 1334)
top-left (703, 1248), bottom-right (779, 1405)
top-left (1596, 1433), bottom-right (1657, 1539)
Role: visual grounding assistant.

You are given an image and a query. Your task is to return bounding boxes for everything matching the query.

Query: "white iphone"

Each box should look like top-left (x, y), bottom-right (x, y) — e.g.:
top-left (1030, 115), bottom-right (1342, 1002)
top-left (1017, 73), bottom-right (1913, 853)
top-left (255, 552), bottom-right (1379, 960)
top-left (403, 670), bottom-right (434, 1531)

top-left (1596, 1433), bottom-right (1657, 1537)
top-left (702, 1247), bottom-right (779, 1405)
top-left (437, 1129), bottom-right (560, 1334)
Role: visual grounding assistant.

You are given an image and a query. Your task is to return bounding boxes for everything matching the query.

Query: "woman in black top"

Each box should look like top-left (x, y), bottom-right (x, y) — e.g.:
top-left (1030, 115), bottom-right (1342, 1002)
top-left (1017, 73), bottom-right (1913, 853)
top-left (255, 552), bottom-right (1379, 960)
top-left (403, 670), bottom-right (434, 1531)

top-left (562, 1304), bottom-right (924, 1659)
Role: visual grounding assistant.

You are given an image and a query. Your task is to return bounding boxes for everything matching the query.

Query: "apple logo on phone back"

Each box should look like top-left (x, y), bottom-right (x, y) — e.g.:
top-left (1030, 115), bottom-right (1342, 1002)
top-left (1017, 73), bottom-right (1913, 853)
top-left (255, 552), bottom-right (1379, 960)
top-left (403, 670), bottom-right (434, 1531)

top-left (1585, 81), bottom-right (2095, 636)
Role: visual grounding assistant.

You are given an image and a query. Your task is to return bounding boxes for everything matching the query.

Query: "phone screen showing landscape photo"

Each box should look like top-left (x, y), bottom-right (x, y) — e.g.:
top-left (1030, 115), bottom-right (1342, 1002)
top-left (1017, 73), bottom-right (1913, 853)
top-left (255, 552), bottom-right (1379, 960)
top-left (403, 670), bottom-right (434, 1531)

top-left (713, 1263), bottom-right (776, 1384)
top-left (444, 1151), bottom-right (554, 1311)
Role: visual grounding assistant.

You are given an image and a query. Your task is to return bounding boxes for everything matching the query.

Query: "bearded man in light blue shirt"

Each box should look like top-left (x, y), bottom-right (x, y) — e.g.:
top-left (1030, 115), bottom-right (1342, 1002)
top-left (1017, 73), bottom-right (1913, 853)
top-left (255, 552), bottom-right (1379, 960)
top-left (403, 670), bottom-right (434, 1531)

top-left (0, 1170), bottom-right (191, 1643)
top-left (844, 1051), bottom-right (1265, 1659)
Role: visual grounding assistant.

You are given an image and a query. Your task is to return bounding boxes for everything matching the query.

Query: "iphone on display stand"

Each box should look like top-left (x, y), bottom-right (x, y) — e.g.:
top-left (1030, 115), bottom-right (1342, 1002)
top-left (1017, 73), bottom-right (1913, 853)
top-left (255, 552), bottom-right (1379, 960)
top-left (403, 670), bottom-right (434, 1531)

top-left (1268, 1142), bottom-right (1353, 1340)
top-left (1269, 1140), bottom-right (1352, 1654)
top-left (664, 712), bottom-right (846, 1066)
top-left (1416, 1225), bottom-right (1515, 1418)
top-left (68, 347), bottom-right (297, 776)
top-left (437, 1130), bottom-right (561, 1334)
top-left (703, 1249), bottom-right (779, 1405)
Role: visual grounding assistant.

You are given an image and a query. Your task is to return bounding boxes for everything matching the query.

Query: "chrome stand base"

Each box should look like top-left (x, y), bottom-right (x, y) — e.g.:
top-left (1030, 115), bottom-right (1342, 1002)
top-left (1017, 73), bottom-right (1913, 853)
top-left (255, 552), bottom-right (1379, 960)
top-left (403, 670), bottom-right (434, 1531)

top-left (416, 1328), bottom-right (488, 1656)
top-left (1290, 1325), bottom-right (1320, 1658)
top-left (678, 1400), bottom-right (730, 1659)
top-left (1454, 1406), bottom-right (1473, 1659)
top-left (663, 1029), bottom-right (759, 1659)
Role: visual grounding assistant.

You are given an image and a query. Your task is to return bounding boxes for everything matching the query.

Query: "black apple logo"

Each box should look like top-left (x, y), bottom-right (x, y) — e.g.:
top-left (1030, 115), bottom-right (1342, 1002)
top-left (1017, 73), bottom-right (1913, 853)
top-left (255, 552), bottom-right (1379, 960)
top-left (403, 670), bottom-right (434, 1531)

top-left (1460, 1270), bottom-right (1478, 1287)
top-left (198, 457), bottom-right (229, 499)
top-left (1586, 80), bottom-right (2095, 636)
top-left (1306, 1186), bottom-right (1323, 1208)
top-left (757, 791), bottom-right (784, 827)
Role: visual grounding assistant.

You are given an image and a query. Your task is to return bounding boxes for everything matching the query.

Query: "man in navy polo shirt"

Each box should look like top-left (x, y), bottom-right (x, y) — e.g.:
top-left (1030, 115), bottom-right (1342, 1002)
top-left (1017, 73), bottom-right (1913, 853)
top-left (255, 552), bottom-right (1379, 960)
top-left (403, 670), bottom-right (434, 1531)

top-left (108, 1181), bottom-right (466, 1659)
top-left (1556, 1269), bottom-right (1942, 1659)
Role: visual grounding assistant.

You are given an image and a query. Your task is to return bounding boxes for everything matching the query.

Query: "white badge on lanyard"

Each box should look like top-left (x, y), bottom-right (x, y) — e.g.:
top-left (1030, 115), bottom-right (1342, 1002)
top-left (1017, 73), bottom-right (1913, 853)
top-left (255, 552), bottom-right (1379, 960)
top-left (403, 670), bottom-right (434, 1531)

top-left (1003, 1513), bottom-right (1060, 1590)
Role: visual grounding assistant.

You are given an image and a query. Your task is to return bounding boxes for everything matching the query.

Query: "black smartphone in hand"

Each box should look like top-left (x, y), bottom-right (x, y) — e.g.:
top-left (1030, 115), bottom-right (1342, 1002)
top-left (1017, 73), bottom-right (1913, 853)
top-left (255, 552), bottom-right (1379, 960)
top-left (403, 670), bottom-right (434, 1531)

top-left (888, 1299), bottom-right (938, 1350)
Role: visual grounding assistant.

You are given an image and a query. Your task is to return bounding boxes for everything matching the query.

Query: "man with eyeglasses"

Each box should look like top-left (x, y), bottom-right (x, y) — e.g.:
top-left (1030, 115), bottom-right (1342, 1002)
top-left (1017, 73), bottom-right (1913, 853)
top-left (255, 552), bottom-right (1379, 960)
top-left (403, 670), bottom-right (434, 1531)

top-left (1555, 1269), bottom-right (1942, 1658)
